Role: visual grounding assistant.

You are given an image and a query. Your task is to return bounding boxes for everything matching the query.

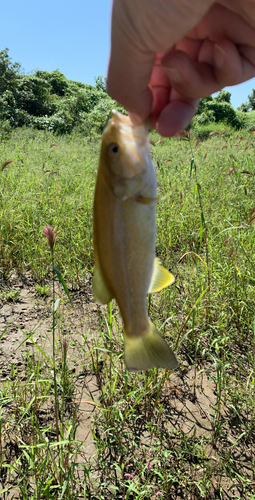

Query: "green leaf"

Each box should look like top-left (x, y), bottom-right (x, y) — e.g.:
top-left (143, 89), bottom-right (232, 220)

top-left (190, 157), bottom-right (195, 177)
top-left (54, 297), bottom-right (65, 312)
top-left (200, 215), bottom-right (203, 247)
top-left (15, 325), bottom-right (51, 365)
top-left (53, 267), bottom-right (73, 306)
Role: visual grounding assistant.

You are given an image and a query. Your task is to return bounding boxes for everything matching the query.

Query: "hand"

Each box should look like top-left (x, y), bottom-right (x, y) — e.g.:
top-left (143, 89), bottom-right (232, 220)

top-left (107, 0), bottom-right (255, 136)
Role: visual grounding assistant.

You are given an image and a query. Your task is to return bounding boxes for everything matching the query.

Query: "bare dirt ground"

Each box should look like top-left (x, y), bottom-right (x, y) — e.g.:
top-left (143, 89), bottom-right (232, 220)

top-left (0, 273), bottom-right (100, 463)
top-left (1, 274), bottom-right (253, 499)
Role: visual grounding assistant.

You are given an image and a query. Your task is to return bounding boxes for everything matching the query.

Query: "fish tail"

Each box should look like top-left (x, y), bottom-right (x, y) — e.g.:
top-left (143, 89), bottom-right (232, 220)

top-left (124, 322), bottom-right (178, 372)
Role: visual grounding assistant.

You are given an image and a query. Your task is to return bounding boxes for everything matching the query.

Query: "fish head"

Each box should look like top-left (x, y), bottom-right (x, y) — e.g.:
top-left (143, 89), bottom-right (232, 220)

top-left (99, 110), bottom-right (153, 200)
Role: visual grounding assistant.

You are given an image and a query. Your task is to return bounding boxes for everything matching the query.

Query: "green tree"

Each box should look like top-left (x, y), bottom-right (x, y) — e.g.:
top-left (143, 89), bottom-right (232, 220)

top-left (197, 96), bottom-right (213, 115)
top-left (237, 102), bottom-right (249, 112)
top-left (215, 90), bottom-right (231, 103)
top-left (95, 75), bottom-right (107, 93)
top-left (15, 75), bottom-right (53, 116)
top-left (247, 89), bottom-right (255, 110)
top-left (0, 47), bottom-right (20, 93)
top-left (0, 49), bottom-right (123, 135)
top-left (35, 70), bottom-right (69, 96)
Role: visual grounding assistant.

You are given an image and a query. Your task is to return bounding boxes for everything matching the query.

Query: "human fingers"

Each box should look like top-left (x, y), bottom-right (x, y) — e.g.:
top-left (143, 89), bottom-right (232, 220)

top-left (107, 0), bottom-right (213, 120)
top-left (161, 41), bottom-right (255, 99)
top-left (156, 92), bottom-right (199, 137)
top-left (161, 4), bottom-right (255, 98)
top-left (146, 60), bottom-right (198, 135)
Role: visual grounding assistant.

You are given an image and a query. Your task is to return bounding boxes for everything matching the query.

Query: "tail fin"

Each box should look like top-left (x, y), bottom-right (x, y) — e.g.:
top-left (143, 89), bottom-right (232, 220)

top-left (124, 322), bottom-right (178, 372)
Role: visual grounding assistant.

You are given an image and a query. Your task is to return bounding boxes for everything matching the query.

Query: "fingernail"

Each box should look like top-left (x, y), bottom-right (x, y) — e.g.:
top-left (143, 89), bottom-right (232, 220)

top-left (214, 44), bottom-right (226, 70)
top-left (163, 67), bottom-right (184, 84)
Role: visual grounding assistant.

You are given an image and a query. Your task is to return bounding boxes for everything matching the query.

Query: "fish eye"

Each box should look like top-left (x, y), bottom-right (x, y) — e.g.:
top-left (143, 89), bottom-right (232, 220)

top-left (108, 143), bottom-right (120, 158)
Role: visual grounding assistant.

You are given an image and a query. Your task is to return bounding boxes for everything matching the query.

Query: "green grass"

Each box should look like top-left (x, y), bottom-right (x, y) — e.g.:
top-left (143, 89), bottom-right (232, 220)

top-left (0, 288), bottom-right (21, 303)
top-left (0, 127), bottom-right (97, 282)
top-left (1, 125), bottom-right (255, 498)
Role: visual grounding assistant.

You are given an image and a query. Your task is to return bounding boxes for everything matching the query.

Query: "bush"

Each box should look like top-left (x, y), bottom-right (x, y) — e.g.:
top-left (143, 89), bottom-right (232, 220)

top-left (235, 110), bottom-right (255, 131)
top-left (206, 101), bottom-right (242, 128)
top-left (15, 75), bottom-right (52, 116)
top-left (0, 120), bottom-right (12, 142)
top-left (195, 92), bottom-right (242, 129)
top-left (196, 96), bottom-right (213, 115)
top-left (190, 121), bottom-right (233, 140)
top-left (0, 90), bottom-right (17, 123)
top-left (193, 110), bottom-right (215, 125)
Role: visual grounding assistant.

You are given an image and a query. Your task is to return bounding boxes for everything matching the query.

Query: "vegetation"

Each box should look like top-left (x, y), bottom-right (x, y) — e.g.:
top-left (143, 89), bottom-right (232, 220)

top-left (1, 122), bottom-right (255, 498)
top-left (238, 89), bottom-right (255, 113)
top-left (193, 91), bottom-right (243, 130)
top-left (1, 48), bottom-right (255, 142)
top-left (0, 48), bottom-right (125, 137)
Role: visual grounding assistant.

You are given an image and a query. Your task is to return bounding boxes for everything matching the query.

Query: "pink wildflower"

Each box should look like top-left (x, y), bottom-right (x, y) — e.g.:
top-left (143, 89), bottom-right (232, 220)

top-left (156, 492), bottom-right (163, 497)
top-left (147, 459), bottom-right (153, 472)
top-left (43, 225), bottom-right (57, 251)
top-left (124, 473), bottom-right (135, 481)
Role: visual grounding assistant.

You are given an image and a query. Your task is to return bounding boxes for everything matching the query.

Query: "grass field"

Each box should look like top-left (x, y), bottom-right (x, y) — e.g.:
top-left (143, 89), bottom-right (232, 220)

top-left (0, 123), bottom-right (255, 499)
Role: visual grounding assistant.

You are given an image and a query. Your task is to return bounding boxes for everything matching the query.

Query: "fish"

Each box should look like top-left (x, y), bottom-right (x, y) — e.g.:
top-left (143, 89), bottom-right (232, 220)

top-left (93, 110), bottom-right (178, 372)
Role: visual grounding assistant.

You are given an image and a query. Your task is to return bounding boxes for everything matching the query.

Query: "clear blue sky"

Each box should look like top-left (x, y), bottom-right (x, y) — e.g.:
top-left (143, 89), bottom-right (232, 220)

top-left (1, 0), bottom-right (255, 110)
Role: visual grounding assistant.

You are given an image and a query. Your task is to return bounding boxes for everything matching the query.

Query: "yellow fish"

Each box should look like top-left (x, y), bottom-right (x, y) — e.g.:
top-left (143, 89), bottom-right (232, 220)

top-left (93, 110), bottom-right (178, 372)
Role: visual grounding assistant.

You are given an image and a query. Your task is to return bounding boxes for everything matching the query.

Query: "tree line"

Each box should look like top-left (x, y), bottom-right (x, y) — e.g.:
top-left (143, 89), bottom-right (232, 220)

top-left (0, 48), bottom-right (254, 136)
top-left (0, 48), bottom-right (125, 136)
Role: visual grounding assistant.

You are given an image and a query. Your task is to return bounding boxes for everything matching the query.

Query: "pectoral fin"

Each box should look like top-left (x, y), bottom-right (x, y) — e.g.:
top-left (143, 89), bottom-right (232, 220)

top-left (93, 264), bottom-right (113, 304)
top-left (148, 258), bottom-right (175, 294)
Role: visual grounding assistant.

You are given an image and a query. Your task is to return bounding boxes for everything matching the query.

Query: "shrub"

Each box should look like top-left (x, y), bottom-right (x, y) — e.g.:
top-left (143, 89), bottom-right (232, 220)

top-left (0, 90), bottom-right (17, 123)
top-left (196, 96), bottom-right (213, 115)
top-left (237, 102), bottom-right (249, 112)
top-left (190, 121), bottom-right (233, 140)
top-left (0, 120), bottom-right (12, 142)
top-left (235, 110), bottom-right (255, 131)
top-left (15, 75), bottom-right (54, 116)
top-left (206, 101), bottom-right (242, 128)
top-left (193, 110), bottom-right (215, 125)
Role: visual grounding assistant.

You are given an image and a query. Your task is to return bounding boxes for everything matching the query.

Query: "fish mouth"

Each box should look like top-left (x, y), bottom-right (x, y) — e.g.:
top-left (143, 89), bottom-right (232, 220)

top-left (105, 110), bottom-right (148, 143)
top-left (111, 110), bottom-right (131, 125)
